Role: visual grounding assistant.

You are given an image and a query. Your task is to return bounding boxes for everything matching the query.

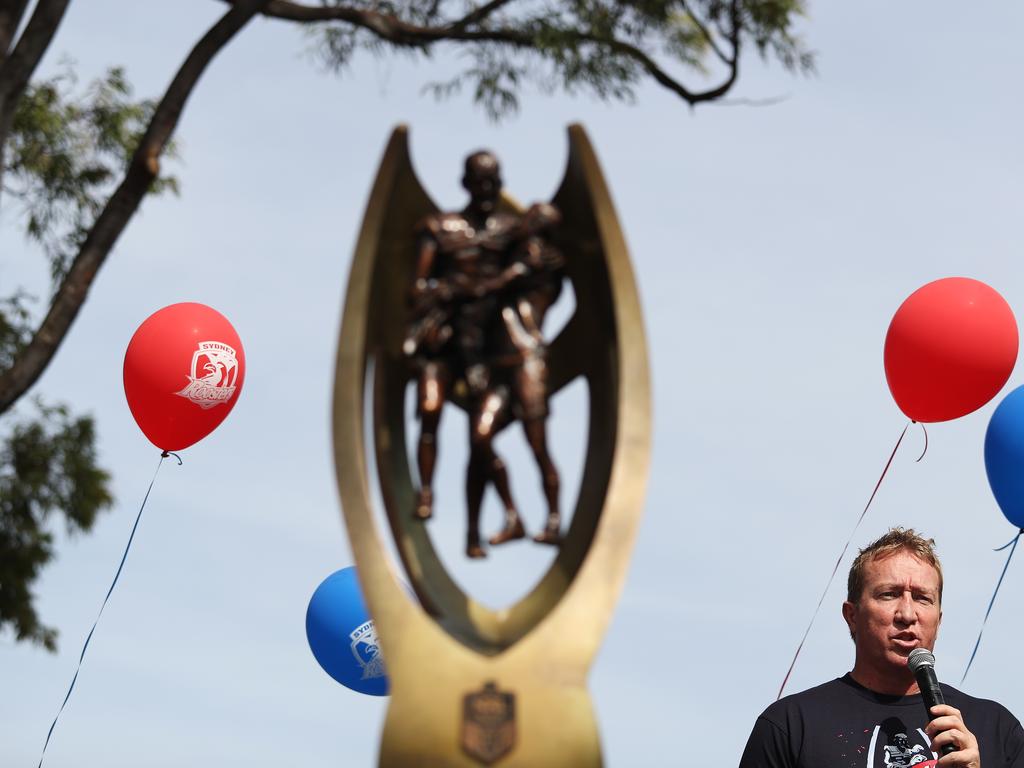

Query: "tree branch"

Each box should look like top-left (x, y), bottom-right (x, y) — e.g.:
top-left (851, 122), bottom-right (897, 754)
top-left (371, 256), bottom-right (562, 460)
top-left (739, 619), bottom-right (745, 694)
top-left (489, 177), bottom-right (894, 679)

top-left (0, 0), bottom-right (68, 196)
top-left (610, 33), bottom-right (736, 104)
top-left (0, 0), bottom-right (69, 103)
top-left (0, 0), bottom-right (271, 414)
top-left (222, 0), bottom-right (741, 105)
top-left (680, 0), bottom-right (731, 67)
top-left (0, 0), bottom-right (31, 60)
top-left (445, 0), bottom-right (517, 32)
top-left (222, 0), bottom-right (518, 34)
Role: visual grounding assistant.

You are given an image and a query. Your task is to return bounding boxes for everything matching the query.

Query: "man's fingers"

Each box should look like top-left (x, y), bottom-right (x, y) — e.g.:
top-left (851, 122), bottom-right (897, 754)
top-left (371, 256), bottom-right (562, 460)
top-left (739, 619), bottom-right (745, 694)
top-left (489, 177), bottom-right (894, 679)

top-left (924, 705), bottom-right (967, 741)
top-left (925, 715), bottom-right (965, 737)
top-left (936, 745), bottom-right (980, 768)
top-left (929, 704), bottom-right (963, 720)
top-left (924, 705), bottom-right (979, 765)
top-left (930, 726), bottom-right (967, 751)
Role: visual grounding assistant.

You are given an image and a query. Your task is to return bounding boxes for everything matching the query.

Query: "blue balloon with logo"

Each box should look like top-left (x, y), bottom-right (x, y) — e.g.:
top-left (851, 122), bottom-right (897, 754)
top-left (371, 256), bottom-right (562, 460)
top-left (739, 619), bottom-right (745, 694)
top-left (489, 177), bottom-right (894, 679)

top-left (985, 385), bottom-right (1024, 529)
top-left (305, 567), bottom-right (389, 696)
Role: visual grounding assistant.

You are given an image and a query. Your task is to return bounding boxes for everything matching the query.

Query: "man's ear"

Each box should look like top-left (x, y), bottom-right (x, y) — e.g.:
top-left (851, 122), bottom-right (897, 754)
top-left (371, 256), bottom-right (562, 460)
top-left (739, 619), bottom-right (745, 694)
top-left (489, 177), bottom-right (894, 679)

top-left (842, 600), bottom-right (857, 640)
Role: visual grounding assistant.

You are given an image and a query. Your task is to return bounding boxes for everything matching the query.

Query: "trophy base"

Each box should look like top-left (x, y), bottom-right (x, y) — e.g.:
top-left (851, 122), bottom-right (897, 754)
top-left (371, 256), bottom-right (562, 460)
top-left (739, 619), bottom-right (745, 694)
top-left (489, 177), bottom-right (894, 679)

top-left (379, 675), bottom-right (601, 767)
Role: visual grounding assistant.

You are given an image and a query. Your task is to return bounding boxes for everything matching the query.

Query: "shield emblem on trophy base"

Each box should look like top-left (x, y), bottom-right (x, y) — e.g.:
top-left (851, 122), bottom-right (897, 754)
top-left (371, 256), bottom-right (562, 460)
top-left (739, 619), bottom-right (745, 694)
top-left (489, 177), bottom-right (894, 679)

top-left (461, 681), bottom-right (516, 765)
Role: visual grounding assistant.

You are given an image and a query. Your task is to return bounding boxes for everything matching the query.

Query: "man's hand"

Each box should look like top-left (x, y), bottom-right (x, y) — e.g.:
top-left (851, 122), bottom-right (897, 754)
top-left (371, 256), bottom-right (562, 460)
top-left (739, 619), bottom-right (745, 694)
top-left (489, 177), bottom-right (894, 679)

top-left (925, 704), bottom-right (980, 767)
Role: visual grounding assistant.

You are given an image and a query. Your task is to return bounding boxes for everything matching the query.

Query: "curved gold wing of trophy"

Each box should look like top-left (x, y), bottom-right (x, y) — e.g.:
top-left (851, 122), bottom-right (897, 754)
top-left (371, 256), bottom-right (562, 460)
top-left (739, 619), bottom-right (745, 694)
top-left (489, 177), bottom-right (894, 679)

top-left (333, 124), bottom-right (651, 767)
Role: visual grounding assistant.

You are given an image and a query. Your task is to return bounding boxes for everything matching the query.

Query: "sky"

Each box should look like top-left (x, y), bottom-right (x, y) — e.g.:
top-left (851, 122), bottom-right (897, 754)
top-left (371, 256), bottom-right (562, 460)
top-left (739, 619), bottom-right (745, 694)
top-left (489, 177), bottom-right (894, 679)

top-left (2, 1), bottom-right (1024, 766)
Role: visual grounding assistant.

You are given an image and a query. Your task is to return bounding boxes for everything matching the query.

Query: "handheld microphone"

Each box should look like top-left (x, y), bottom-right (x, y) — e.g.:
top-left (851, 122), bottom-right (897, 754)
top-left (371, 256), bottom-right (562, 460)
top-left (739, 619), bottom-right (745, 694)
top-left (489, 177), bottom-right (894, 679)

top-left (907, 648), bottom-right (956, 757)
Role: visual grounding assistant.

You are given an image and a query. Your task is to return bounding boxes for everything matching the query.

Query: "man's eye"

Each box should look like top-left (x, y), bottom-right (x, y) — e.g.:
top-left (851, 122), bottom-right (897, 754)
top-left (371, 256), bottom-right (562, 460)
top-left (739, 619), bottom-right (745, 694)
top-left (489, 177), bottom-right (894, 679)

top-left (915, 595), bottom-right (934, 604)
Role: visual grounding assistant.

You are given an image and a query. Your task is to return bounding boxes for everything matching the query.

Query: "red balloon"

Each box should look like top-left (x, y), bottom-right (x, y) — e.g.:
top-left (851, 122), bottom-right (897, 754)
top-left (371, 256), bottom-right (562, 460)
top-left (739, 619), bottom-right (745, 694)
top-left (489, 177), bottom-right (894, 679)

top-left (124, 303), bottom-right (245, 451)
top-left (884, 278), bottom-right (1018, 423)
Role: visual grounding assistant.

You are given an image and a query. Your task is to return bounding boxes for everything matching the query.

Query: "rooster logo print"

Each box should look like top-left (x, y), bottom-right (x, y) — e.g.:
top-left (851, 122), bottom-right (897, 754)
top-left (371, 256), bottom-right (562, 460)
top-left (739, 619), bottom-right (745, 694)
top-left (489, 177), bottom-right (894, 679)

top-left (176, 341), bottom-right (239, 409)
top-left (350, 620), bottom-right (387, 680)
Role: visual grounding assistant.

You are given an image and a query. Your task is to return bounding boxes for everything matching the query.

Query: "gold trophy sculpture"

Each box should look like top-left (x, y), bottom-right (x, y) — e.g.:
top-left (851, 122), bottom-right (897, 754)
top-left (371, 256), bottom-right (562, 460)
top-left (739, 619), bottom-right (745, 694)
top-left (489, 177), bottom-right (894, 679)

top-left (333, 124), bottom-right (651, 767)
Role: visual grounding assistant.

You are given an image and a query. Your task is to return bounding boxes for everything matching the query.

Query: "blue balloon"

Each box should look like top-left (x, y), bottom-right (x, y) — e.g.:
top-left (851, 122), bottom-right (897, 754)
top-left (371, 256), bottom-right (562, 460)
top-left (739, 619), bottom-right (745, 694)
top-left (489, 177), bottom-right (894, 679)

top-left (305, 567), bottom-right (389, 696)
top-left (985, 385), bottom-right (1024, 529)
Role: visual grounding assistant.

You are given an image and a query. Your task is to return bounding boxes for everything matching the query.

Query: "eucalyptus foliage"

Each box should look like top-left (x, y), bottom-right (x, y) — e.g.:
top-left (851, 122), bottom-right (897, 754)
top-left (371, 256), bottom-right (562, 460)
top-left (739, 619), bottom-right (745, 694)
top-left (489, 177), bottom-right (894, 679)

top-left (5, 66), bottom-right (178, 283)
top-left (311, 0), bottom-right (813, 119)
top-left (0, 399), bottom-right (112, 649)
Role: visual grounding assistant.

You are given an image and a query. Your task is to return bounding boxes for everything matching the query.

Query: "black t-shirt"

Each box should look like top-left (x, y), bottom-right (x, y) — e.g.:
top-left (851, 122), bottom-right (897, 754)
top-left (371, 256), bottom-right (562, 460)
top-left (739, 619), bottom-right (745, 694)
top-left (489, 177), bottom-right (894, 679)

top-left (739, 674), bottom-right (1024, 768)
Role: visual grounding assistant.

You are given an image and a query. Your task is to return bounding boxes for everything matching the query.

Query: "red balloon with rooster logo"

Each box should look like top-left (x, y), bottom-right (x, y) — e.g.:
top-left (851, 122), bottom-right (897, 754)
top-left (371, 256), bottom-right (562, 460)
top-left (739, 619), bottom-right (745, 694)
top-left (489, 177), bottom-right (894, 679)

top-left (123, 303), bottom-right (245, 451)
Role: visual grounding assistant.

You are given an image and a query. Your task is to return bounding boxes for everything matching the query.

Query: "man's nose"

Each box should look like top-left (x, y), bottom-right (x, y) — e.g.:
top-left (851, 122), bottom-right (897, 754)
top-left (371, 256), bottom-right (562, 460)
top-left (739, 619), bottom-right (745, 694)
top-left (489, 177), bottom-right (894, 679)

top-left (893, 593), bottom-right (917, 624)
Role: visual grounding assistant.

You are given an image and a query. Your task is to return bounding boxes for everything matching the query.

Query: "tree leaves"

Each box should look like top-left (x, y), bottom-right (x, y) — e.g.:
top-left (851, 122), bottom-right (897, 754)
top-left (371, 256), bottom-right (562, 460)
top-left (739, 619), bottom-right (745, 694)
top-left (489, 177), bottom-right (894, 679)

top-left (0, 398), bottom-right (112, 650)
top-left (314, 0), bottom-right (813, 120)
top-left (3, 64), bottom-right (179, 289)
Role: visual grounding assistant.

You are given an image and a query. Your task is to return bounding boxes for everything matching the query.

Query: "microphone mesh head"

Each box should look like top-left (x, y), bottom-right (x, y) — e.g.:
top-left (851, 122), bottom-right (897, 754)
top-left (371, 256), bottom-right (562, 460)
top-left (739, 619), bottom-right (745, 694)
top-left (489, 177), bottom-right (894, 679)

top-left (908, 648), bottom-right (936, 673)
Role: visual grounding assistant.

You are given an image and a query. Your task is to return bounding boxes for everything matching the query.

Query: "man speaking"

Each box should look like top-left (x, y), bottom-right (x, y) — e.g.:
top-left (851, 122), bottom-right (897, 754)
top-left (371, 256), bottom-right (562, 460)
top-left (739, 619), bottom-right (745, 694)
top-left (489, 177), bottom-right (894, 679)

top-left (740, 528), bottom-right (1024, 767)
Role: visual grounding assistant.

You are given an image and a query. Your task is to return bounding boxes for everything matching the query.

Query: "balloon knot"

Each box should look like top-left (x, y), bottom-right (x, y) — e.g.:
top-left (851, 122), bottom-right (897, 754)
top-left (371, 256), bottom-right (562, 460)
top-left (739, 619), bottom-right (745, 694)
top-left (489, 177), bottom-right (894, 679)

top-left (160, 450), bottom-right (183, 466)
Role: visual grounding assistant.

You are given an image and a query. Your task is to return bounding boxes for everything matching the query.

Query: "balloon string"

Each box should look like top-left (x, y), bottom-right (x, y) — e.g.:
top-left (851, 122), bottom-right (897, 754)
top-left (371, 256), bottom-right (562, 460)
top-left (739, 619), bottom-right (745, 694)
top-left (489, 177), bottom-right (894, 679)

top-left (776, 422), bottom-right (911, 701)
top-left (960, 529), bottom-right (1023, 685)
top-left (37, 453), bottom-right (175, 767)
top-left (914, 422), bottom-right (928, 463)
top-left (993, 532), bottom-right (1021, 552)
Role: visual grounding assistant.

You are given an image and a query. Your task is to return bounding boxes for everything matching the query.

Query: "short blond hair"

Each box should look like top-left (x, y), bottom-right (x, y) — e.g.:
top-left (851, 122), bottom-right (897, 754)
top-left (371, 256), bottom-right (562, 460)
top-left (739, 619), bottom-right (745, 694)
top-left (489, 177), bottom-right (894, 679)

top-left (846, 527), bottom-right (943, 603)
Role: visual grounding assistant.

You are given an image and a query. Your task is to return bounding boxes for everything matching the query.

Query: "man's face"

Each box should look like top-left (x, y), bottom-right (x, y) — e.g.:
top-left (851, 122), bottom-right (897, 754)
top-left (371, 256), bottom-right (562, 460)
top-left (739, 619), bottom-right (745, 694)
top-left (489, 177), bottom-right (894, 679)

top-left (463, 154), bottom-right (501, 213)
top-left (842, 550), bottom-right (942, 673)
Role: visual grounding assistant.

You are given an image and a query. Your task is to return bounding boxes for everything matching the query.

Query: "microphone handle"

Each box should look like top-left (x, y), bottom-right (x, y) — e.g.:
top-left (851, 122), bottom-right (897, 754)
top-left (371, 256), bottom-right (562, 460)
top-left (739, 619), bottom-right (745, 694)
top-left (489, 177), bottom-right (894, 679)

top-left (917, 669), bottom-right (956, 756)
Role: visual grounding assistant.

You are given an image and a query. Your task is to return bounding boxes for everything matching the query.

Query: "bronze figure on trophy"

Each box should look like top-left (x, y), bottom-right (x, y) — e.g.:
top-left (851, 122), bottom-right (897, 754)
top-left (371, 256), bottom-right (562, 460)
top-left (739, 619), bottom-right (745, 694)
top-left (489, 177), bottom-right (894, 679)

top-left (403, 150), bottom-right (565, 558)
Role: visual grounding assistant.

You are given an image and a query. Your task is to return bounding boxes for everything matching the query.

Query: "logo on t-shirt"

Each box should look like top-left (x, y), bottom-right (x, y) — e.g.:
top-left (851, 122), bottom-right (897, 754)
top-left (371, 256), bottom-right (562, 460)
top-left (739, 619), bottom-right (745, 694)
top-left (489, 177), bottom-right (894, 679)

top-left (867, 720), bottom-right (937, 768)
